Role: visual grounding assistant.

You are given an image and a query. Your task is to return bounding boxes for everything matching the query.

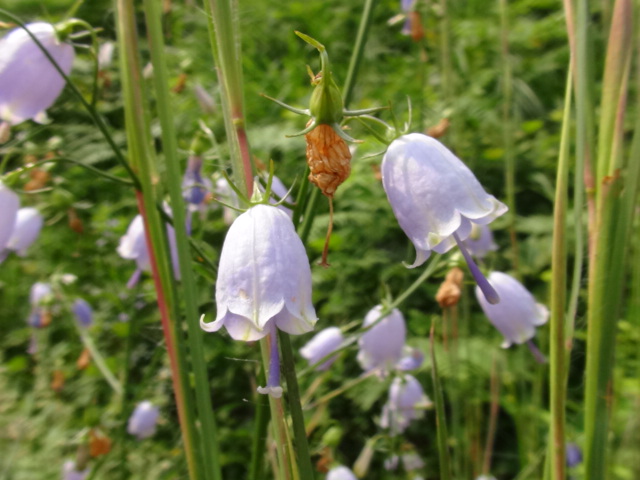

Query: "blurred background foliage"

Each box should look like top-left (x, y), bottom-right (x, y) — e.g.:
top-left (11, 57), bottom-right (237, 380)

top-left (0, 0), bottom-right (638, 479)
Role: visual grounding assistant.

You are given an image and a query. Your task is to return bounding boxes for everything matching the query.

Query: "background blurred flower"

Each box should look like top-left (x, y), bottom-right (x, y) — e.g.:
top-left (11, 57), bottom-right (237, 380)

top-left (357, 305), bottom-right (406, 375)
top-left (127, 401), bottom-right (160, 440)
top-left (380, 374), bottom-right (432, 434)
top-left (463, 223), bottom-right (498, 259)
top-left (326, 465), bottom-right (357, 480)
top-left (0, 183), bottom-right (19, 250)
top-left (0, 22), bottom-right (75, 125)
top-left (62, 460), bottom-right (89, 480)
top-left (566, 442), bottom-right (582, 467)
top-left (1, 207), bottom-right (43, 262)
top-left (300, 326), bottom-right (343, 370)
top-left (72, 298), bottom-right (93, 328)
top-left (475, 272), bottom-right (548, 348)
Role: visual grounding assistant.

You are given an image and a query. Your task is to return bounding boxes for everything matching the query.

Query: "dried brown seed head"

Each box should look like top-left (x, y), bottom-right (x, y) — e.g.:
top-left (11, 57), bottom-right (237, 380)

top-left (435, 267), bottom-right (465, 308)
top-left (305, 123), bottom-right (351, 198)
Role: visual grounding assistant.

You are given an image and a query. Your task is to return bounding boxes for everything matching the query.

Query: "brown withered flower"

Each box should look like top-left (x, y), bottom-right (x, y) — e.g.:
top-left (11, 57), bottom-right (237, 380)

top-left (305, 122), bottom-right (351, 198)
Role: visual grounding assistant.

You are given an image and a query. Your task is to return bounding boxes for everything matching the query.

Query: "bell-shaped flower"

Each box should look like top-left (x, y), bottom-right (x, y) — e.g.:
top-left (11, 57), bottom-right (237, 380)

top-left (62, 460), bottom-right (89, 480)
top-left (0, 183), bottom-right (19, 250)
top-left (463, 223), bottom-right (498, 260)
top-left (357, 305), bottom-right (406, 375)
top-left (300, 326), bottom-right (343, 371)
top-left (127, 401), bottom-right (160, 440)
top-left (475, 272), bottom-right (548, 361)
top-left (380, 374), bottom-right (432, 434)
top-left (117, 214), bottom-right (180, 288)
top-left (202, 204), bottom-right (317, 341)
top-left (1, 207), bottom-right (43, 261)
top-left (0, 22), bottom-right (75, 126)
top-left (381, 133), bottom-right (507, 304)
top-left (326, 466), bottom-right (357, 480)
top-left (72, 298), bottom-right (93, 328)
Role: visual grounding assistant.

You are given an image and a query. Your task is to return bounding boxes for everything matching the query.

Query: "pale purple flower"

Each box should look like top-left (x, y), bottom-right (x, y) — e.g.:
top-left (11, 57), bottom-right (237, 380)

top-left (127, 401), bottom-right (160, 440)
top-left (357, 305), bottom-right (406, 375)
top-left (62, 460), bottom-right (89, 480)
top-left (384, 452), bottom-right (425, 472)
top-left (201, 204), bottom-right (317, 341)
top-left (201, 204), bottom-right (317, 398)
top-left (182, 155), bottom-right (213, 234)
top-left (381, 133), bottom-right (507, 304)
top-left (117, 214), bottom-right (180, 288)
top-left (0, 183), bottom-right (19, 250)
top-left (380, 374), bottom-right (432, 434)
top-left (463, 223), bottom-right (498, 259)
top-left (566, 442), bottom-right (582, 468)
top-left (72, 298), bottom-right (93, 328)
top-left (97, 41), bottom-right (115, 70)
top-left (0, 22), bottom-right (75, 125)
top-left (326, 466), bottom-right (357, 480)
top-left (2, 207), bottom-right (43, 259)
top-left (401, 0), bottom-right (414, 35)
top-left (300, 327), bottom-right (343, 371)
top-left (395, 345), bottom-right (424, 371)
top-left (475, 272), bottom-right (548, 360)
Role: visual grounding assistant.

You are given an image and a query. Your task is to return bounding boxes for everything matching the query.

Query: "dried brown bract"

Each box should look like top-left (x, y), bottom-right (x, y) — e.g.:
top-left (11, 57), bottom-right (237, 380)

top-left (435, 267), bottom-right (465, 308)
top-left (305, 123), bottom-right (351, 198)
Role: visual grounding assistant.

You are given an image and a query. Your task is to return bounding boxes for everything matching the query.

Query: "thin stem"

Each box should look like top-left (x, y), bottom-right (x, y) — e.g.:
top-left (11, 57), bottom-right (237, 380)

top-left (278, 331), bottom-right (315, 480)
top-left (343, 0), bottom-right (378, 107)
top-left (142, 2), bottom-right (222, 478)
top-left (482, 355), bottom-right (500, 475)
top-left (77, 329), bottom-right (123, 395)
top-left (430, 320), bottom-right (453, 480)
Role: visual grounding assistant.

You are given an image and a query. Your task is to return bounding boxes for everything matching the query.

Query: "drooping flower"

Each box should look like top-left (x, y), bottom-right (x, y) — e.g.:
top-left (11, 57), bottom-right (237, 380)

top-left (117, 213), bottom-right (180, 288)
top-left (127, 401), bottom-right (160, 440)
top-left (72, 298), bottom-right (93, 328)
top-left (0, 183), bottom-right (19, 250)
top-left (357, 305), bottom-right (406, 375)
top-left (0, 22), bottom-right (75, 126)
top-left (62, 460), bottom-right (89, 480)
top-left (1, 207), bottom-right (44, 261)
top-left (201, 204), bottom-right (317, 397)
top-left (300, 326), bottom-right (343, 371)
top-left (463, 223), bottom-right (498, 260)
top-left (475, 272), bottom-right (548, 361)
top-left (380, 374), bottom-right (432, 434)
top-left (381, 133), bottom-right (507, 303)
top-left (202, 204), bottom-right (317, 341)
top-left (384, 452), bottom-right (425, 472)
top-left (326, 466), bottom-right (357, 480)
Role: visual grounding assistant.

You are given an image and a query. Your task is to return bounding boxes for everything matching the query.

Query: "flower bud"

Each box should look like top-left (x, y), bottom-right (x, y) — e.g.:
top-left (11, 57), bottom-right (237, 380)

top-left (127, 401), bottom-right (160, 440)
top-left (4, 207), bottom-right (43, 257)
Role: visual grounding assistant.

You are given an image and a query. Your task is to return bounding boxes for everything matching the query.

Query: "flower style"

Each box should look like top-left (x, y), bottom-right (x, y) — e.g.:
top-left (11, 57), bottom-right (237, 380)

top-left (0, 22), bottom-right (75, 126)
top-left (381, 133), bottom-right (507, 303)
top-left (357, 305), bottom-right (406, 375)
top-left (127, 401), bottom-right (160, 440)
top-left (326, 466), bottom-right (358, 480)
top-left (0, 183), bottom-right (19, 251)
top-left (300, 326), bottom-right (344, 371)
top-left (380, 374), bottom-right (432, 434)
top-left (1, 207), bottom-right (44, 262)
top-left (72, 298), bottom-right (93, 328)
top-left (475, 272), bottom-right (548, 361)
top-left (117, 214), bottom-right (180, 288)
top-left (62, 460), bottom-right (89, 480)
top-left (463, 223), bottom-right (498, 260)
top-left (201, 204), bottom-right (317, 341)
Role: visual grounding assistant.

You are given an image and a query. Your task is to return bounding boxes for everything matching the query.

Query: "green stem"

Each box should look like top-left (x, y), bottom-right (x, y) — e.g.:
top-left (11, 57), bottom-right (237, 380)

top-left (549, 71), bottom-right (572, 480)
top-left (77, 329), bottom-right (123, 395)
top-left (142, 2), bottom-right (222, 479)
top-left (279, 331), bottom-right (315, 480)
top-left (114, 1), bottom-right (203, 477)
top-left (343, 0), bottom-right (378, 107)
top-left (430, 319), bottom-right (453, 480)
